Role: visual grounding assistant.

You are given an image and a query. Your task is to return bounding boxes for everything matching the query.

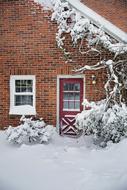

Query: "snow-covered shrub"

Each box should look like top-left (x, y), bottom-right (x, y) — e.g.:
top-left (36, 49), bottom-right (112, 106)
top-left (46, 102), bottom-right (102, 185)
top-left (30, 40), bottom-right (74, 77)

top-left (75, 100), bottom-right (127, 147)
top-left (6, 116), bottom-right (54, 144)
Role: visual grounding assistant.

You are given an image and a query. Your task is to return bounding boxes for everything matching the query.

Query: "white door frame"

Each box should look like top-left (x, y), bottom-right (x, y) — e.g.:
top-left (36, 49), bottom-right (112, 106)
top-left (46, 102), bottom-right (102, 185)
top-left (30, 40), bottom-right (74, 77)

top-left (56, 75), bottom-right (85, 133)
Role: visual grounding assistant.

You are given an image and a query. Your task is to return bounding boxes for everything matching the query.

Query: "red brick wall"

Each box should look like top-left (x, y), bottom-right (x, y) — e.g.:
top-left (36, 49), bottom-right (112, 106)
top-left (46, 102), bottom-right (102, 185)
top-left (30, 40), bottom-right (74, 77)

top-left (0, 0), bottom-right (112, 129)
top-left (81, 0), bottom-right (127, 33)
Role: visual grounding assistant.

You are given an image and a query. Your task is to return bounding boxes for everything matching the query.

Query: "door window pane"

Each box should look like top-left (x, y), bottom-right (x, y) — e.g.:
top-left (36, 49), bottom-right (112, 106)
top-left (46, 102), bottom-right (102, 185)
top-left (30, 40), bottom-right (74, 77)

top-left (75, 92), bottom-right (80, 100)
top-left (64, 83), bottom-right (69, 91)
top-left (68, 92), bottom-right (74, 100)
top-left (64, 83), bottom-right (80, 91)
top-left (69, 101), bottom-right (75, 109)
top-left (63, 101), bottom-right (68, 109)
top-left (64, 92), bottom-right (69, 100)
top-left (69, 84), bottom-right (74, 91)
top-left (75, 101), bottom-right (80, 109)
top-left (74, 83), bottom-right (80, 91)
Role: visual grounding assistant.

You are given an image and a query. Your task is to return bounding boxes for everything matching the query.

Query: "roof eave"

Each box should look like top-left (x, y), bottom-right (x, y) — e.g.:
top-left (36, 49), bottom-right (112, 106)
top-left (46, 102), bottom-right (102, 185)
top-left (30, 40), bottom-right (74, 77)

top-left (67, 0), bottom-right (127, 44)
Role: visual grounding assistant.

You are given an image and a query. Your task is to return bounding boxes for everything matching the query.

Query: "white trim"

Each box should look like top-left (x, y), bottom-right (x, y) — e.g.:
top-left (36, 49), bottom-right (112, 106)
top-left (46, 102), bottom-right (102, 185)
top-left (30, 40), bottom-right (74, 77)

top-left (65, 115), bottom-right (77, 117)
top-left (63, 109), bottom-right (80, 111)
top-left (56, 75), bottom-right (85, 133)
top-left (10, 75), bottom-right (36, 115)
top-left (67, 0), bottom-right (127, 43)
top-left (57, 75), bottom-right (84, 79)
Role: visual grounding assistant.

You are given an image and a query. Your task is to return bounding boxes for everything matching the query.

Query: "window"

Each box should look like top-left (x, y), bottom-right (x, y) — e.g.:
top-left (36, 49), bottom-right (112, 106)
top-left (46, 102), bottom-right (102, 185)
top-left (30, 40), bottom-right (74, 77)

top-left (63, 83), bottom-right (80, 111)
top-left (10, 75), bottom-right (36, 115)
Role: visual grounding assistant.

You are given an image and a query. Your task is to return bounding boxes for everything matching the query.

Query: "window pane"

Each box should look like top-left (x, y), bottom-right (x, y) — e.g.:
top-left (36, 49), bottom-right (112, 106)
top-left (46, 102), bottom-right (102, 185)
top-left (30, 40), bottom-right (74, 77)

top-left (27, 80), bottom-right (33, 92)
top-left (69, 84), bottom-right (74, 91)
top-left (64, 92), bottom-right (75, 100)
top-left (74, 83), bottom-right (80, 91)
top-left (15, 80), bottom-right (21, 92)
top-left (75, 101), bottom-right (80, 109)
top-left (64, 92), bottom-right (69, 100)
top-left (68, 92), bottom-right (74, 100)
top-left (69, 101), bottom-right (74, 109)
top-left (15, 80), bottom-right (33, 92)
top-left (15, 80), bottom-right (20, 86)
top-left (15, 95), bottom-right (21, 105)
top-left (64, 83), bottom-right (80, 91)
top-left (64, 83), bottom-right (68, 91)
top-left (64, 83), bottom-right (75, 91)
top-left (75, 92), bottom-right (80, 100)
top-left (63, 101), bottom-right (68, 109)
top-left (15, 95), bottom-right (33, 106)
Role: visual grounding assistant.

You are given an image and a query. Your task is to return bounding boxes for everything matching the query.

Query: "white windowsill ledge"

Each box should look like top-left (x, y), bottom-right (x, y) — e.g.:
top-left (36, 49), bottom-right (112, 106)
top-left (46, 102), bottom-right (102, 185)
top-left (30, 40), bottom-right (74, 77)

top-left (63, 109), bottom-right (80, 111)
top-left (9, 105), bottom-right (36, 115)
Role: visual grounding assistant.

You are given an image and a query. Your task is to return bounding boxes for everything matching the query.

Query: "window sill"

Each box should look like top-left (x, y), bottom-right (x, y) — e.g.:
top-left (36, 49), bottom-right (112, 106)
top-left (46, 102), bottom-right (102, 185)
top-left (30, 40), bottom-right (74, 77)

top-left (63, 109), bottom-right (80, 111)
top-left (9, 105), bottom-right (36, 115)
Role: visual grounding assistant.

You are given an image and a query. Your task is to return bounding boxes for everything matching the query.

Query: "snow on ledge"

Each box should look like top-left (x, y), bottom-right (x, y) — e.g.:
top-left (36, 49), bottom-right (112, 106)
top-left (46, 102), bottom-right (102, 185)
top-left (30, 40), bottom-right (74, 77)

top-left (9, 105), bottom-right (36, 115)
top-left (34, 0), bottom-right (53, 10)
top-left (67, 0), bottom-right (127, 43)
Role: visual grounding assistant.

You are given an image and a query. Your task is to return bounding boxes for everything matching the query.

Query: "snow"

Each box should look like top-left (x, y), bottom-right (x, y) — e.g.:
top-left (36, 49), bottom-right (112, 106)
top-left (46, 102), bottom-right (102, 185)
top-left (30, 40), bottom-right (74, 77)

top-left (34, 0), bottom-right (127, 43)
top-left (9, 105), bottom-right (36, 115)
top-left (51, 0), bottom-right (127, 55)
top-left (0, 131), bottom-right (127, 190)
top-left (6, 116), bottom-right (54, 144)
top-left (67, 0), bottom-right (127, 43)
top-left (34, 0), bottom-right (53, 9)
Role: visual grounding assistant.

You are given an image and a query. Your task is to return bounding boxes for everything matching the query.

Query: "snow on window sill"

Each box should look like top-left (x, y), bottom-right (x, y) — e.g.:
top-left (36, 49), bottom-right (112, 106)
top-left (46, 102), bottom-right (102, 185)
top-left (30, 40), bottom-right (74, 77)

top-left (63, 109), bottom-right (80, 111)
top-left (9, 105), bottom-right (36, 115)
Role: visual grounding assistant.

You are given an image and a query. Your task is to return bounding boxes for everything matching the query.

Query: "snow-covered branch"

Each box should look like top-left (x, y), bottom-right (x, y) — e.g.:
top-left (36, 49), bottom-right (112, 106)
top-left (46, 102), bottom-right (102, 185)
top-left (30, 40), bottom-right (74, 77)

top-left (74, 60), bottom-right (106, 73)
top-left (51, 0), bottom-right (127, 106)
top-left (51, 0), bottom-right (127, 55)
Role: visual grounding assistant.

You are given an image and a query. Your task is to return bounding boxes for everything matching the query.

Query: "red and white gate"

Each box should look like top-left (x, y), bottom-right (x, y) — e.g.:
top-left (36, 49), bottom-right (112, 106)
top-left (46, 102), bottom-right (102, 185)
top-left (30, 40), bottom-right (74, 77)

top-left (59, 78), bottom-right (84, 136)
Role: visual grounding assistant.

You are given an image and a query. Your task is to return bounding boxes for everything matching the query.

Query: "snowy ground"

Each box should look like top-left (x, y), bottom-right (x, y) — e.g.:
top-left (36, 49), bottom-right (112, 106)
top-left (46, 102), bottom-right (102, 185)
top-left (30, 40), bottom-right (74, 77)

top-left (0, 131), bottom-right (127, 190)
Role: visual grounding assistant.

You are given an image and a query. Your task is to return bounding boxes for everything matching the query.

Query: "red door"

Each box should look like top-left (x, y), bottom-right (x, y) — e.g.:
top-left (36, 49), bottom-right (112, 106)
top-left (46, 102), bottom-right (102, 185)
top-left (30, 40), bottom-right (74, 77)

top-left (59, 78), bottom-right (83, 136)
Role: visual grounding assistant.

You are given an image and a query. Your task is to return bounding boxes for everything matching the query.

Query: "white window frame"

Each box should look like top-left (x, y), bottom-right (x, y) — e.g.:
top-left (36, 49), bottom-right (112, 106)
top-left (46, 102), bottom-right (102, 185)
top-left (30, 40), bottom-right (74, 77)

top-left (10, 75), bottom-right (36, 115)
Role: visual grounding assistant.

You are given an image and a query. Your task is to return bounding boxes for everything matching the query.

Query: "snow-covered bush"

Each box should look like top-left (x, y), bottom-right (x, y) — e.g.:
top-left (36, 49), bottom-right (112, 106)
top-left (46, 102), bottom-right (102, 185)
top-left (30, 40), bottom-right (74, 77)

top-left (75, 100), bottom-right (127, 147)
top-left (6, 116), bottom-right (54, 144)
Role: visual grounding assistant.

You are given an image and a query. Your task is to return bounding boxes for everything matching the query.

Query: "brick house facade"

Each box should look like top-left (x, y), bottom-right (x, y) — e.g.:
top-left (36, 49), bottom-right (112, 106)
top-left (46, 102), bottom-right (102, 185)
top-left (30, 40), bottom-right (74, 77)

top-left (0, 0), bottom-right (126, 134)
top-left (81, 0), bottom-right (127, 33)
